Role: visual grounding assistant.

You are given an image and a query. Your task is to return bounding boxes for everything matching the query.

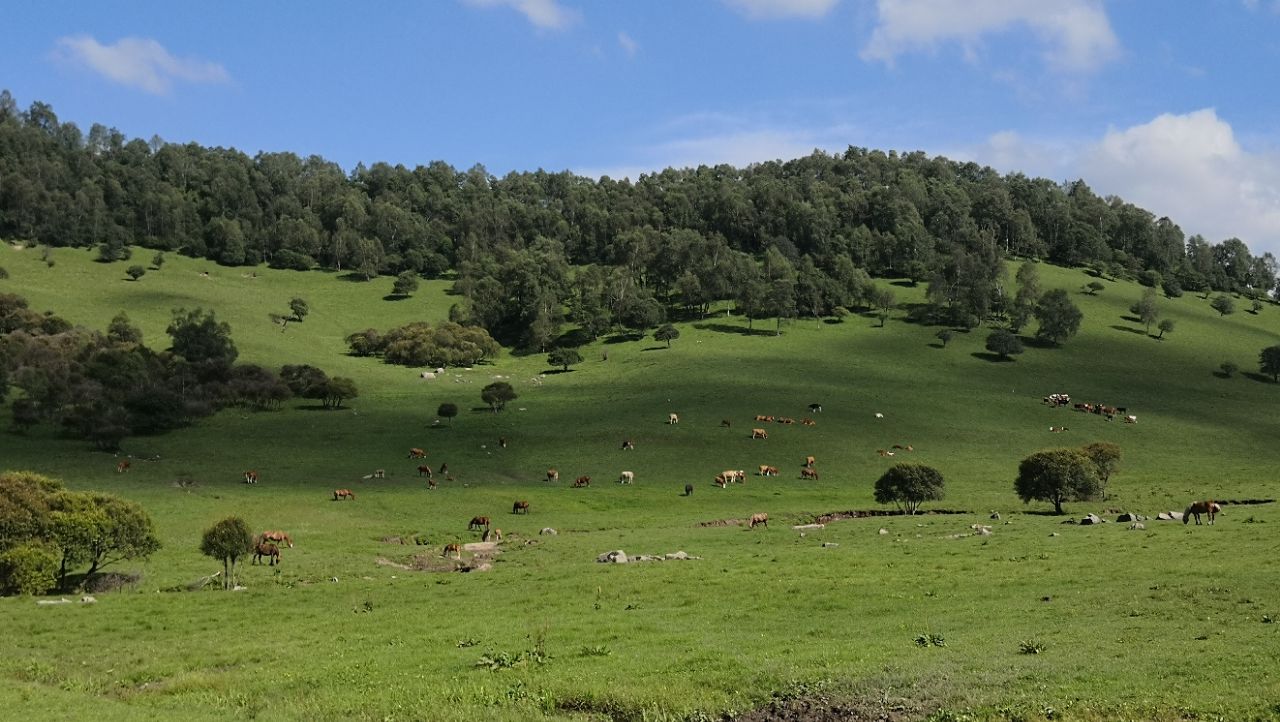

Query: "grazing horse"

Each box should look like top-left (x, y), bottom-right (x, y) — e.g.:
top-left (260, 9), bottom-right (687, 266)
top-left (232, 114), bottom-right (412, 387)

top-left (469, 516), bottom-right (490, 531)
top-left (808, 403), bottom-right (822, 413)
top-left (1184, 500), bottom-right (1222, 525)
top-left (333, 488), bottom-right (355, 500)
top-left (749, 513), bottom-right (769, 529)
top-left (512, 500), bottom-right (530, 515)
top-left (427, 477), bottom-right (438, 490)
top-left (243, 470), bottom-right (259, 484)
top-left (804, 455), bottom-right (816, 468)
top-left (115, 459), bottom-right (130, 473)
top-left (498, 437), bottom-right (508, 448)
top-left (442, 542), bottom-right (462, 560)
top-left (713, 475), bottom-right (728, 489)
top-left (418, 465), bottom-right (433, 477)
top-left (261, 530), bottom-right (294, 548)
top-left (720, 419), bottom-right (732, 428)
top-left (618, 471), bottom-right (635, 484)
top-left (751, 428), bottom-right (768, 439)
top-left (483, 528), bottom-right (503, 542)
top-left (800, 467), bottom-right (819, 480)
top-left (620, 439), bottom-right (636, 450)
top-left (373, 469), bottom-right (386, 479)
top-left (546, 468), bottom-right (559, 482)
top-left (684, 483), bottom-right (694, 496)
top-left (573, 476), bottom-right (591, 488)
top-left (253, 541), bottom-right (280, 566)
top-left (668, 413), bottom-right (680, 425)
top-left (408, 447), bottom-right (427, 459)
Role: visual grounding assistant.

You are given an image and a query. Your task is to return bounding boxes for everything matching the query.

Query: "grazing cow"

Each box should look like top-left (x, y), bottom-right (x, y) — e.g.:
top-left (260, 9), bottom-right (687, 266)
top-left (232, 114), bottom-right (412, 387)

top-left (408, 447), bottom-right (427, 459)
top-left (754, 414), bottom-right (772, 422)
top-left (684, 483), bottom-right (694, 496)
top-left (801, 418), bottom-right (816, 426)
top-left (244, 470), bottom-right (259, 484)
top-left (253, 542), bottom-right (280, 566)
top-left (759, 464), bottom-right (778, 477)
top-left (442, 542), bottom-right (462, 560)
top-left (439, 463), bottom-right (449, 475)
top-left (800, 467), bottom-right (819, 480)
top-left (875, 412), bottom-right (884, 419)
top-left (621, 439), bottom-right (636, 451)
top-left (1184, 500), bottom-right (1222, 525)
top-left (262, 530), bottom-right (294, 548)
top-left (427, 478), bottom-right (438, 490)
top-left (483, 528), bottom-right (503, 542)
top-left (373, 469), bottom-right (386, 479)
top-left (498, 437), bottom-right (508, 449)
top-left (721, 419), bottom-right (732, 428)
top-left (1049, 426), bottom-right (1069, 433)
top-left (721, 470), bottom-right (745, 484)
top-left (891, 444), bottom-right (914, 452)
top-left (546, 468), bottom-right (559, 483)
top-left (333, 489), bottom-right (355, 500)
top-left (1124, 414), bottom-right (1137, 424)
top-left (418, 465), bottom-right (433, 477)
top-left (804, 455), bottom-right (816, 468)
top-left (776, 417), bottom-right (795, 425)
top-left (619, 470), bottom-right (635, 484)
top-left (512, 500), bottom-right (530, 515)
top-left (751, 428), bottom-right (769, 439)
top-left (469, 516), bottom-right (490, 531)
top-left (668, 413), bottom-right (680, 425)
top-left (749, 513), bottom-right (769, 528)
top-left (876, 449), bottom-right (895, 457)
top-left (713, 475), bottom-right (728, 489)
top-left (115, 459), bottom-right (130, 473)
top-left (808, 403), bottom-right (822, 413)
top-left (573, 476), bottom-right (591, 488)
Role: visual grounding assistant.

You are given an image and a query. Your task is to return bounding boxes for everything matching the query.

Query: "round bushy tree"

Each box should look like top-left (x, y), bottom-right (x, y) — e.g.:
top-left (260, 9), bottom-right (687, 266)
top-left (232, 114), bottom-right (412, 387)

top-left (437, 402), bottom-right (458, 425)
top-left (1034, 290), bottom-right (1083, 346)
top-left (874, 463), bottom-right (945, 515)
top-left (548, 348), bottom-right (583, 371)
top-left (1014, 449), bottom-right (1102, 514)
top-left (200, 517), bottom-right (254, 590)
top-left (985, 329), bottom-right (1024, 359)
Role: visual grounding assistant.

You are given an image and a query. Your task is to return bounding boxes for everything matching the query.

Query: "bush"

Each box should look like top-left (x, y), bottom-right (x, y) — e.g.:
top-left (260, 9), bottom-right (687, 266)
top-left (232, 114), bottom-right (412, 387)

top-left (1162, 278), bottom-right (1183, 298)
top-left (874, 464), bottom-right (945, 514)
top-left (268, 249), bottom-right (316, 271)
top-left (0, 542), bottom-right (60, 595)
top-left (1137, 269), bottom-right (1162, 288)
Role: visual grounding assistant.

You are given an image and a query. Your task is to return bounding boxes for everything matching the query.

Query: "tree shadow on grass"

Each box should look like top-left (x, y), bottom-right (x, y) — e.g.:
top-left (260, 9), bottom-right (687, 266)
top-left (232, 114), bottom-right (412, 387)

top-left (1120, 314), bottom-right (1141, 323)
top-left (294, 404), bottom-right (341, 411)
top-left (1022, 336), bottom-right (1060, 350)
top-left (1243, 372), bottom-right (1277, 384)
top-left (890, 280), bottom-right (917, 288)
top-left (928, 342), bottom-right (946, 350)
top-left (382, 294), bottom-right (411, 302)
top-left (335, 272), bottom-right (375, 283)
top-left (1021, 509), bottom-right (1070, 517)
top-left (971, 352), bottom-right (1015, 363)
top-left (642, 346), bottom-right (667, 352)
top-left (1109, 325), bottom-right (1146, 335)
top-left (604, 332), bottom-right (645, 344)
top-left (691, 322), bottom-right (772, 337)
top-left (542, 368), bottom-right (574, 375)
top-left (554, 329), bottom-right (592, 348)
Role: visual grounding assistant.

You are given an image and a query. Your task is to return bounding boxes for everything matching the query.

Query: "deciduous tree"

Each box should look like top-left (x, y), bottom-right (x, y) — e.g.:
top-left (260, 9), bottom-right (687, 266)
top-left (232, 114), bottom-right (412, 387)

top-left (481, 381), bottom-right (517, 412)
top-left (1033, 289), bottom-right (1083, 346)
top-left (200, 517), bottom-right (253, 590)
top-left (874, 463), bottom-right (945, 514)
top-left (1014, 449), bottom-right (1102, 514)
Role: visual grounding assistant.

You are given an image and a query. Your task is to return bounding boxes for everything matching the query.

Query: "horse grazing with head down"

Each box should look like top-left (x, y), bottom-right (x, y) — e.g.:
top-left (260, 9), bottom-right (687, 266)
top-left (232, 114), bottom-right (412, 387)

top-left (1184, 500), bottom-right (1222, 525)
top-left (468, 515), bottom-right (490, 531)
top-left (253, 541), bottom-right (280, 566)
top-left (261, 530), bottom-right (293, 548)
top-left (442, 542), bottom-right (462, 560)
top-left (333, 489), bottom-right (355, 501)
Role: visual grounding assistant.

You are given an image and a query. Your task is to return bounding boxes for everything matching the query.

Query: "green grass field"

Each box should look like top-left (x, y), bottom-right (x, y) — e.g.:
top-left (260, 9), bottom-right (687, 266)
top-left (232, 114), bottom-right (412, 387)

top-left (4, 244), bottom-right (1280, 721)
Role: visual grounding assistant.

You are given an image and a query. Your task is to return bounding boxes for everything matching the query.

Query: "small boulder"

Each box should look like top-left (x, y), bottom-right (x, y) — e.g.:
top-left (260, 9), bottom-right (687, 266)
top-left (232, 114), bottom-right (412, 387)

top-left (1079, 514), bottom-right (1102, 525)
top-left (1049, 532), bottom-right (1059, 537)
top-left (539, 527), bottom-right (558, 536)
top-left (821, 542), bottom-right (840, 548)
top-left (665, 551), bottom-right (690, 560)
top-left (597, 550), bottom-right (628, 564)
top-left (1129, 522), bottom-right (1146, 530)
top-left (792, 523), bottom-right (825, 531)
top-left (878, 528), bottom-right (889, 535)
top-left (1115, 512), bottom-right (1137, 523)
top-left (1170, 511), bottom-right (1184, 521)
top-left (79, 595), bottom-right (97, 604)
top-left (1157, 512), bottom-right (1173, 521)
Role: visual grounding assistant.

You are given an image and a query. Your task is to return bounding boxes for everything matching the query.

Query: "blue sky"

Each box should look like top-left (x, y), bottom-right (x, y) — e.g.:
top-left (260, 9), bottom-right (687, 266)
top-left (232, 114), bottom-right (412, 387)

top-left (4, 0), bottom-right (1280, 255)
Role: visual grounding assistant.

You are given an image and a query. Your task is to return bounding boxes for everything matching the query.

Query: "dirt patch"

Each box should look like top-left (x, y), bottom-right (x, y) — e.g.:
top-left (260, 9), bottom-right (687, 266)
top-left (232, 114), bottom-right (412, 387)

top-left (811, 509), bottom-right (970, 525)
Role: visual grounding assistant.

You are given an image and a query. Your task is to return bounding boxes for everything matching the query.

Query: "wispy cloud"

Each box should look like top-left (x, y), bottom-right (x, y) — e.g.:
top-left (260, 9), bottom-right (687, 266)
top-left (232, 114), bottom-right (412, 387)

top-left (722, 0), bottom-right (840, 20)
top-left (463, 0), bottom-right (579, 30)
top-left (862, 0), bottom-right (1120, 72)
top-left (618, 31), bottom-right (639, 58)
top-left (53, 35), bottom-right (230, 94)
top-left (961, 110), bottom-right (1280, 255)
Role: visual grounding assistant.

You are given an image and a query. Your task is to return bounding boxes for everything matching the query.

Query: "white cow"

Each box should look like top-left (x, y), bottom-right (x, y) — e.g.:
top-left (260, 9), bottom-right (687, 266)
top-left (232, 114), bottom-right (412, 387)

top-left (619, 470), bottom-right (635, 484)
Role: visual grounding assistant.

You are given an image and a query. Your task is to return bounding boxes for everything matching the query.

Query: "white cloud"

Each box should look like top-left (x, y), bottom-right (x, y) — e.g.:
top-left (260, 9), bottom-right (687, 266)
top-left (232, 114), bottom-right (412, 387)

top-left (723, 0), bottom-right (840, 19)
top-left (861, 0), bottom-right (1119, 72)
top-left (53, 35), bottom-right (230, 94)
top-left (962, 110), bottom-right (1280, 255)
top-left (618, 31), bottom-right (639, 57)
top-left (463, 0), bottom-right (578, 30)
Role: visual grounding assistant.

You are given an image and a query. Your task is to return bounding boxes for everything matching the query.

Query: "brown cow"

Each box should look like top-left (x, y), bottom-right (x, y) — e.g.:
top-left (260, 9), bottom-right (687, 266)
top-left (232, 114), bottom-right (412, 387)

top-left (243, 470), bottom-right (259, 484)
top-left (804, 455), bottom-right (816, 468)
top-left (1184, 500), bottom-right (1222, 525)
top-left (749, 513), bottom-right (769, 528)
top-left (776, 417), bottom-right (794, 425)
top-left (876, 449), bottom-right (895, 457)
top-left (754, 414), bottom-right (771, 422)
top-left (751, 428), bottom-right (768, 439)
top-left (573, 476), bottom-right (591, 488)
top-left (714, 475), bottom-right (728, 489)
top-left (758, 464), bottom-right (778, 477)
top-left (261, 530), bottom-right (294, 548)
top-left (427, 477), bottom-right (438, 490)
top-left (891, 444), bottom-right (914, 452)
top-left (333, 489), bottom-right (355, 500)
top-left (442, 542), bottom-right (462, 559)
top-left (418, 465), bottom-right (433, 477)
top-left (408, 447), bottom-right (427, 459)
top-left (546, 468), bottom-right (559, 482)
top-left (512, 500), bottom-right (530, 515)
top-left (115, 459), bottom-right (130, 473)
top-left (468, 516), bottom-right (490, 531)
top-left (800, 467), bottom-right (819, 480)
top-left (801, 418), bottom-right (816, 426)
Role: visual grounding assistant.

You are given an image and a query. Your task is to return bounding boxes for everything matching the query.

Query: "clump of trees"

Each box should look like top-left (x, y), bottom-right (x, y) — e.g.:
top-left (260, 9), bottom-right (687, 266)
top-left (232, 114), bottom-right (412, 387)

top-left (0, 471), bottom-right (160, 595)
top-left (279, 364), bottom-right (358, 409)
top-left (1261, 345), bottom-right (1280, 382)
top-left (346, 321), bottom-right (499, 368)
top-left (874, 463), bottom-right (945, 514)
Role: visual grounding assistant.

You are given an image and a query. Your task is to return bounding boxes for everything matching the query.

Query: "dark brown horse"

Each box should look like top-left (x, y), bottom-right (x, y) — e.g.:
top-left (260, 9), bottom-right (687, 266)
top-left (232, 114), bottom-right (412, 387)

top-left (573, 476), bottom-right (591, 488)
top-left (253, 541), bottom-right (280, 566)
top-left (1184, 500), bottom-right (1222, 525)
top-left (512, 500), bottom-right (530, 514)
top-left (468, 515), bottom-right (490, 531)
top-left (333, 488), bottom-right (355, 500)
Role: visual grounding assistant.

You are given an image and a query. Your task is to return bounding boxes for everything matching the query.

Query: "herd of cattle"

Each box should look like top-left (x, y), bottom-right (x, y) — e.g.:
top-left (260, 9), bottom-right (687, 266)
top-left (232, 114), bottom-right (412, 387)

top-left (1043, 393), bottom-right (1137, 424)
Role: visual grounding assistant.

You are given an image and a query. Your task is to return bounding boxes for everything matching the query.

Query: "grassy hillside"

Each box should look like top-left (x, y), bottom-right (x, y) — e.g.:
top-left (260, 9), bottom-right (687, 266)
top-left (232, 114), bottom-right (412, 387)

top-left (3, 243), bottom-right (1280, 721)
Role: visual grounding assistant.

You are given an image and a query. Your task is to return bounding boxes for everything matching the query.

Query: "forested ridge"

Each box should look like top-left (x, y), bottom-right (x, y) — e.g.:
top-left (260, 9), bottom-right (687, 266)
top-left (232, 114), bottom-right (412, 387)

top-left (1, 90), bottom-right (1275, 349)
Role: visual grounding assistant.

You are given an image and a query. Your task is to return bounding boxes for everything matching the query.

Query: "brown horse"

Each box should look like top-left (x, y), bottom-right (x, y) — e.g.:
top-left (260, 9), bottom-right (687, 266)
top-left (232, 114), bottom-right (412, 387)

top-left (1184, 500), bottom-right (1222, 525)
top-left (261, 530), bottom-right (294, 548)
top-left (482, 528), bottom-right (503, 542)
top-left (442, 542), bottom-right (462, 559)
top-left (408, 447), bottom-right (427, 459)
top-left (115, 459), bottom-right (130, 473)
top-left (468, 515), bottom-right (490, 531)
top-left (427, 477), bottom-right (438, 490)
top-left (253, 541), bottom-right (280, 566)
top-left (512, 500), bottom-right (530, 514)
top-left (417, 465), bottom-right (433, 477)
top-left (749, 513), bottom-right (769, 528)
top-left (546, 468), bottom-right (559, 482)
top-left (333, 488), bottom-right (355, 500)
top-left (573, 476), bottom-right (591, 488)
top-left (244, 470), bottom-right (259, 484)
top-left (800, 467), bottom-right (819, 480)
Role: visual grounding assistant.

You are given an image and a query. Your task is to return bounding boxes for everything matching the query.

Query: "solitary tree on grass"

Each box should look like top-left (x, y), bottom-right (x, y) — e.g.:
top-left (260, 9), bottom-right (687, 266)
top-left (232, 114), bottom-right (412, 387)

top-left (437, 402), bottom-right (458, 425)
top-left (126, 265), bottom-right (146, 281)
top-left (935, 330), bottom-right (954, 348)
top-left (1014, 449), bottom-right (1102, 514)
top-left (481, 381), bottom-right (517, 412)
top-left (1130, 288), bottom-right (1159, 333)
top-left (1034, 290), bottom-right (1083, 346)
top-left (1156, 318), bottom-right (1175, 340)
top-left (547, 348), bottom-right (583, 372)
top-left (654, 323), bottom-right (680, 348)
top-left (199, 517), bottom-right (254, 590)
top-left (874, 463), bottom-right (945, 514)
top-left (392, 271), bottom-right (419, 297)
top-left (1085, 281), bottom-right (1105, 295)
top-left (985, 329), bottom-right (1024, 360)
top-left (289, 297), bottom-right (309, 322)
top-left (1261, 345), bottom-right (1280, 382)
top-left (1211, 295), bottom-right (1235, 316)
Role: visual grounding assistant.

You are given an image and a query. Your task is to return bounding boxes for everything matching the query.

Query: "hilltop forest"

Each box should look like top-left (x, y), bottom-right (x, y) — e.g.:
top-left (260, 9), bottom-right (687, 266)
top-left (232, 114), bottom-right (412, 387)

top-left (1, 90), bottom-right (1276, 349)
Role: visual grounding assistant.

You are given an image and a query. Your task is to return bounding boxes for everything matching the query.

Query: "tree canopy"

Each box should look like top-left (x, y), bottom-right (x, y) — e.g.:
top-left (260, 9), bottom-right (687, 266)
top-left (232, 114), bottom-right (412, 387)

top-left (199, 517), bottom-right (254, 590)
top-left (873, 463), bottom-right (945, 514)
top-left (481, 381), bottom-right (517, 412)
top-left (1014, 449), bottom-right (1102, 514)
top-left (1033, 289), bottom-right (1084, 346)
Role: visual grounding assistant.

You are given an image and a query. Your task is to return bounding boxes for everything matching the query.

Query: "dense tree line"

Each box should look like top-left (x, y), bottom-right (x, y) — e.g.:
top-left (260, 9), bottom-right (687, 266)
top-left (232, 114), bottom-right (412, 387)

top-left (0, 293), bottom-right (353, 448)
top-left (2, 91), bottom-right (1277, 348)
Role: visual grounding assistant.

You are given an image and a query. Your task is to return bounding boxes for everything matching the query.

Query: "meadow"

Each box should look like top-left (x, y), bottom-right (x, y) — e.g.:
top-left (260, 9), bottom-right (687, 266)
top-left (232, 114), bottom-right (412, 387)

top-left (3, 243), bottom-right (1280, 721)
